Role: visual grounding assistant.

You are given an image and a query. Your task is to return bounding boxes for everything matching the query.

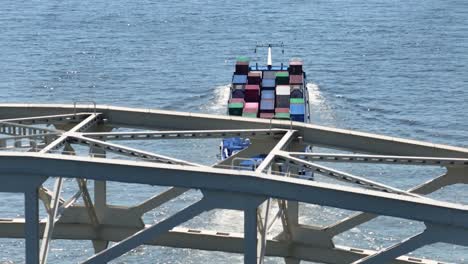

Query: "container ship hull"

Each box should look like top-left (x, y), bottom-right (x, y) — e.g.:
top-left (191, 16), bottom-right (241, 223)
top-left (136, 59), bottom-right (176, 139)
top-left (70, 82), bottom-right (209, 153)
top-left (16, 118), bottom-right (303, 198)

top-left (221, 48), bottom-right (312, 173)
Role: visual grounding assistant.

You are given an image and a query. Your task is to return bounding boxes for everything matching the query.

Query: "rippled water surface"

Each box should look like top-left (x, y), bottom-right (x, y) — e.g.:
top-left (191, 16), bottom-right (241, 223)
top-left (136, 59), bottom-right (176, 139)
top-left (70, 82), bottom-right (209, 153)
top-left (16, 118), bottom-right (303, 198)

top-left (1, 0), bottom-right (467, 263)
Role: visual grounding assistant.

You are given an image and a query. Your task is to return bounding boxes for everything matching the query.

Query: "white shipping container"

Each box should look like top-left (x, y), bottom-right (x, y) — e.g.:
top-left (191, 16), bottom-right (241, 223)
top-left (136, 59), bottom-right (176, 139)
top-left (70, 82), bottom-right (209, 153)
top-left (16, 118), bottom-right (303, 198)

top-left (276, 85), bottom-right (290, 95)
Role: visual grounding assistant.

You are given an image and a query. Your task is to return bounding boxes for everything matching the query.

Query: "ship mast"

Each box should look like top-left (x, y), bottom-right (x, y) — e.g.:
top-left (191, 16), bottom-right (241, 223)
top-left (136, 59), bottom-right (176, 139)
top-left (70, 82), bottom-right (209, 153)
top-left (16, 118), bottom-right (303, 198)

top-left (267, 45), bottom-right (272, 68)
top-left (255, 42), bottom-right (284, 70)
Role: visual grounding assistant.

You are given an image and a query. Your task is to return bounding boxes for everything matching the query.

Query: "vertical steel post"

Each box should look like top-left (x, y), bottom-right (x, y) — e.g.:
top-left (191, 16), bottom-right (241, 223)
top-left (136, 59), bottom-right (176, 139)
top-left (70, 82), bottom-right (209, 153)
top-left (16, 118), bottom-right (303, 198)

top-left (244, 207), bottom-right (258, 264)
top-left (25, 188), bottom-right (40, 264)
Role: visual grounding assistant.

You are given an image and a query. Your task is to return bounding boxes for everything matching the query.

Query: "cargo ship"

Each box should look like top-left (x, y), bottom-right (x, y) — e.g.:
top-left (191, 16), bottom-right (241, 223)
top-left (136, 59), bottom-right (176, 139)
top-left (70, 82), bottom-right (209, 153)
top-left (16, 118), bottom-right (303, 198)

top-left (227, 45), bottom-right (310, 122)
top-left (221, 44), bottom-right (311, 169)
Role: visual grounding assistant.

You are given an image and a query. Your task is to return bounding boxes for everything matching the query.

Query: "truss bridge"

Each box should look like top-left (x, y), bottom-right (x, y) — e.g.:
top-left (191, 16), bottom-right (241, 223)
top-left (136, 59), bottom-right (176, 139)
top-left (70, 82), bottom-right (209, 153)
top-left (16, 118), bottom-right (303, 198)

top-left (0, 103), bottom-right (467, 264)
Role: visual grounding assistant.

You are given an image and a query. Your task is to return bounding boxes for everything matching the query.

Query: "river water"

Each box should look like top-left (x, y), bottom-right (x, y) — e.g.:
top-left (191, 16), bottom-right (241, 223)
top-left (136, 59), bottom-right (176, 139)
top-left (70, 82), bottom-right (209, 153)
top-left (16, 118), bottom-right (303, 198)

top-left (1, 0), bottom-right (467, 263)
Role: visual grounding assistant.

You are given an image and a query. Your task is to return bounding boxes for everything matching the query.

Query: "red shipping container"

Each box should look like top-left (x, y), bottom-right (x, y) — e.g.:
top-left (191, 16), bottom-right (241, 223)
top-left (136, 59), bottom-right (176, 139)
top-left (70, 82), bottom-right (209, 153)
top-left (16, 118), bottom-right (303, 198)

top-left (289, 74), bottom-right (304, 85)
top-left (260, 113), bottom-right (275, 119)
top-left (289, 60), bottom-right (303, 75)
top-left (235, 61), bottom-right (249, 75)
top-left (275, 107), bottom-right (289, 113)
top-left (247, 71), bottom-right (262, 85)
top-left (245, 84), bottom-right (260, 102)
top-left (229, 98), bottom-right (245, 104)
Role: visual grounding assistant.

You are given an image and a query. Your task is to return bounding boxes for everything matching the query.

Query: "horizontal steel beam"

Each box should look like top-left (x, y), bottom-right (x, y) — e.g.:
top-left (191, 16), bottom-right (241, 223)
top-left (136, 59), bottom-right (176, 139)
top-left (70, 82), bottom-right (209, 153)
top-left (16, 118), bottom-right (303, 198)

top-left (0, 153), bottom-right (467, 231)
top-left (82, 129), bottom-right (287, 141)
top-left (0, 220), bottom-right (447, 264)
top-left (1, 104), bottom-right (467, 158)
top-left (277, 152), bottom-right (420, 196)
top-left (0, 121), bottom-right (59, 135)
top-left (69, 135), bottom-right (204, 167)
top-left (0, 113), bottom-right (92, 125)
top-left (287, 153), bottom-right (468, 166)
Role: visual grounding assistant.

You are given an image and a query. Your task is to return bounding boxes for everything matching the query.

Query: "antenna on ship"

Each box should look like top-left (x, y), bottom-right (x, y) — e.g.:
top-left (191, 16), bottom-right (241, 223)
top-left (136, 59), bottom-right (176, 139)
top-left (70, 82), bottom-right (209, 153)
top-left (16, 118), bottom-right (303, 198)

top-left (255, 42), bottom-right (285, 70)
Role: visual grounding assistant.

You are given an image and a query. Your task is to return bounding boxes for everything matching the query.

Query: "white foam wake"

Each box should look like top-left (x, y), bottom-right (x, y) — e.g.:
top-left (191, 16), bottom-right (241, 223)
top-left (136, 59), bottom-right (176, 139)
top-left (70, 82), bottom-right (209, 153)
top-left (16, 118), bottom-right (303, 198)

top-left (205, 84), bottom-right (231, 114)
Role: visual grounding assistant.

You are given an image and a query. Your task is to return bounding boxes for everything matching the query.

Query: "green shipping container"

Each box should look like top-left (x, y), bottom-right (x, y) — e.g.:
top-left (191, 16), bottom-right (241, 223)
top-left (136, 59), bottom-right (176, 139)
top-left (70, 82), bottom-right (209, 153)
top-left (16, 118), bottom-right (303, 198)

top-left (275, 72), bottom-right (289, 78)
top-left (276, 72), bottom-right (289, 85)
top-left (290, 98), bottom-right (305, 104)
top-left (275, 112), bottom-right (290, 119)
top-left (242, 112), bottom-right (257, 118)
top-left (236, 56), bottom-right (250, 63)
top-left (228, 102), bottom-right (244, 116)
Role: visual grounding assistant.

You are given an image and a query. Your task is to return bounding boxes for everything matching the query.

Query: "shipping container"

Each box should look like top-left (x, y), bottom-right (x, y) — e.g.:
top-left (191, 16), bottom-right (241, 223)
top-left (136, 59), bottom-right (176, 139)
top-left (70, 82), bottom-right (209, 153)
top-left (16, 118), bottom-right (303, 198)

top-left (236, 56), bottom-right (250, 63)
top-left (275, 112), bottom-right (290, 119)
top-left (289, 59), bottom-right (303, 75)
top-left (245, 84), bottom-right (260, 102)
top-left (290, 114), bottom-right (305, 122)
top-left (276, 95), bottom-right (290, 108)
top-left (261, 90), bottom-right (275, 100)
top-left (261, 79), bottom-right (275, 90)
top-left (275, 107), bottom-right (290, 113)
top-left (244, 102), bottom-right (259, 112)
top-left (290, 103), bottom-right (305, 115)
top-left (275, 71), bottom-right (289, 85)
top-left (290, 102), bottom-right (305, 122)
top-left (290, 89), bottom-right (303, 98)
top-left (290, 84), bottom-right (303, 90)
top-left (260, 99), bottom-right (275, 112)
top-left (262, 71), bottom-right (277, 80)
top-left (247, 71), bottom-right (262, 85)
top-left (229, 98), bottom-right (245, 104)
top-left (232, 74), bottom-right (247, 84)
top-left (276, 85), bottom-right (290, 95)
top-left (289, 74), bottom-right (304, 85)
top-left (290, 98), bottom-right (305, 104)
top-left (233, 84), bottom-right (245, 90)
top-left (228, 102), bottom-right (244, 116)
top-left (235, 61), bottom-right (249, 75)
top-left (260, 113), bottom-right (274, 119)
top-left (242, 112), bottom-right (258, 118)
top-left (232, 89), bottom-right (245, 99)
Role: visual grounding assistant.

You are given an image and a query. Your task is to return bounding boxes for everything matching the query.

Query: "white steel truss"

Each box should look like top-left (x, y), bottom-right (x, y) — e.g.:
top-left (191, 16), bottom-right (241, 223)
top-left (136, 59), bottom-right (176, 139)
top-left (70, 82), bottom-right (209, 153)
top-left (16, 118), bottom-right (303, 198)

top-left (0, 103), bottom-right (467, 264)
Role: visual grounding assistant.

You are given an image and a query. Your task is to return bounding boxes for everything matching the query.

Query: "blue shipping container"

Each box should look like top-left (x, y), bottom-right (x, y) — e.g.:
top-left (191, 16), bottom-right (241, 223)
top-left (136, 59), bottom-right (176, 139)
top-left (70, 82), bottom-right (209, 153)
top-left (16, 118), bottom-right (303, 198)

top-left (290, 89), bottom-right (303, 98)
top-left (290, 103), bottom-right (305, 115)
top-left (232, 89), bottom-right (245, 98)
top-left (261, 90), bottom-right (275, 100)
top-left (262, 71), bottom-right (277, 80)
top-left (262, 79), bottom-right (276, 88)
top-left (291, 114), bottom-right (305, 122)
top-left (232, 74), bottom-right (247, 84)
top-left (260, 99), bottom-right (275, 111)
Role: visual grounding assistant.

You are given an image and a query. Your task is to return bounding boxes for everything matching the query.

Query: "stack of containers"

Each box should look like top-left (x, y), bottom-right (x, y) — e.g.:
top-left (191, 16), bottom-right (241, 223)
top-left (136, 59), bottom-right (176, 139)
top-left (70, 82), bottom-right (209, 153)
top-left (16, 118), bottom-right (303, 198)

top-left (247, 71), bottom-right (262, 85)
top-left (290, 84), bottom-right (303, 98)
top-left (290, 98), bottom-right (305, 122)
top-left (230, 57), bottom-right (249, 117)
top-left (245, 84), bottom-right (260, 102)
top-left (228, 98), bottom-right (244, 116)
top-left (289, 74), bottom-right (304, 86)
top-left (260, 90), bottom-right (275, 119)
top-left (275, 107), bottom-right (290, 120)
top-left (289, 73), bottom-right (304, 106)
top-left (260, 97), bottom-right (274, 114)
top-left (261, 79), bottom-right (275, 90)
top-left (235, 56), bottom-right (250, 75)
top-left (276, 72), bottom-right (289, 85)
top-left (275, 85), bottom-right (290, 119)
top-left (263, 71), bottom-right (277, 80)
top-left (243, 102), bottom-right (259, 118)
top-left (259, 74), bottom-right (275, 119)
top-left (289, 59), bottom-right (303, 75)
top-left (232, 75), bottom-right (247, 85)
top-left (232, 84), bottom-right (245, 99)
